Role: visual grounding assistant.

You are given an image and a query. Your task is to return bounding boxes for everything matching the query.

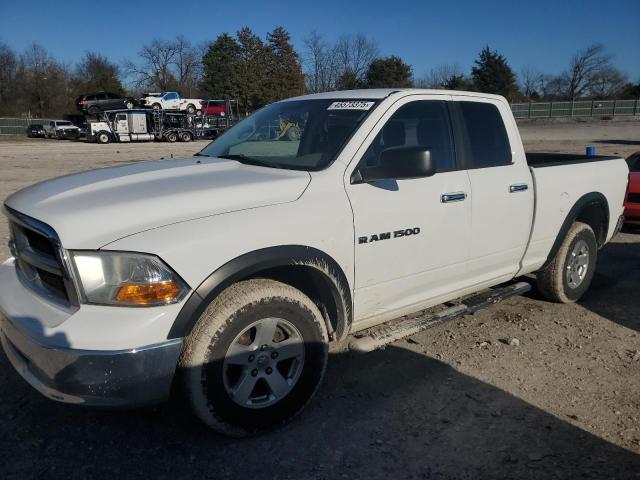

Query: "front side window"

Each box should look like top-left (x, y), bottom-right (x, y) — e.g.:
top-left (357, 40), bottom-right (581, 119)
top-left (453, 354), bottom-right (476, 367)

top-left (360, 100), bottom-right (456, 172)
top-left (458, 101), bottom-right (511, 168)
top-left (199, 99), bottom-right (378, 171)
top-left (164, 92), bottom-right (178, 100)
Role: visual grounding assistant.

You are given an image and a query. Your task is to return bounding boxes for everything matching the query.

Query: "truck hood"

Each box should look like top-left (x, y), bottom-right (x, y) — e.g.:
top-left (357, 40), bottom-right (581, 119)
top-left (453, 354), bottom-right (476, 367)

top-left (5, 157), bottom-right (311, 249)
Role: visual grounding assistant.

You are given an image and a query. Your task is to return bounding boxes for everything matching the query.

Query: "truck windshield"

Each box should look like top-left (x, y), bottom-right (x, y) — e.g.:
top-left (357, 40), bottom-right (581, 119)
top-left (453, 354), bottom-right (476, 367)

top-left (198, 99), bottom-right (379, 171)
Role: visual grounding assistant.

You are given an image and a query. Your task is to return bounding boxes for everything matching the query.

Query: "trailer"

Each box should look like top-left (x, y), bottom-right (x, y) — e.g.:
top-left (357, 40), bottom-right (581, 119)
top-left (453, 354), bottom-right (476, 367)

top-left (88, 109), bottom-right (196, 144)
top-left (193, 100), bottom-right (241, 139)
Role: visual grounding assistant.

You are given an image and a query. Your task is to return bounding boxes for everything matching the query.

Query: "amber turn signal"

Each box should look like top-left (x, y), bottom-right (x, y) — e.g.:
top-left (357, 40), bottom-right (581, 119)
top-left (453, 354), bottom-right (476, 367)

top-left (114, 281), bottom-right (183, 305)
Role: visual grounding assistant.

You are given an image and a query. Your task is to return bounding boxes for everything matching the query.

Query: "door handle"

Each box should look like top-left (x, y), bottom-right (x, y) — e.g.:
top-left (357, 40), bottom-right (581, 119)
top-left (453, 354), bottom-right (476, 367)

top-left (441, 192), bottom-right (467, 203)
top-left (509, 183), bottom-right (529, 193)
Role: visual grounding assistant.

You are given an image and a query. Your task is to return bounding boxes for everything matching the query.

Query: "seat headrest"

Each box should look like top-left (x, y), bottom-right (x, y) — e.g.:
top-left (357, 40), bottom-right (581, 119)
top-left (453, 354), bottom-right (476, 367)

top-left (382, 121), bottom-right (405, 147)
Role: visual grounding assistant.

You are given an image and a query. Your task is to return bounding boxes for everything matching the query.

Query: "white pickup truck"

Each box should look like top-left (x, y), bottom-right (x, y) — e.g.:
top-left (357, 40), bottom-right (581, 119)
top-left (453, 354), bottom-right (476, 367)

top-left (140, 91), bottom-right (203, 114)
top-left (0, 89), bottom-right (628, 436)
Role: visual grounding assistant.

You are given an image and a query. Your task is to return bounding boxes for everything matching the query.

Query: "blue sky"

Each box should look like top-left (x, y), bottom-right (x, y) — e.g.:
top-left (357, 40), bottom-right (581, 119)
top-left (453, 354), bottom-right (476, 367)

top-left (1, 0), bottom-right (639, 81)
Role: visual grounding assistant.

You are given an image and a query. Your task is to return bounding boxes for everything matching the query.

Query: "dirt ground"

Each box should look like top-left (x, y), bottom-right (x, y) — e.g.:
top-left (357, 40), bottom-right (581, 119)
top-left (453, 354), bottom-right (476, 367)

top-left (0, 118), bottom-right (639, 479)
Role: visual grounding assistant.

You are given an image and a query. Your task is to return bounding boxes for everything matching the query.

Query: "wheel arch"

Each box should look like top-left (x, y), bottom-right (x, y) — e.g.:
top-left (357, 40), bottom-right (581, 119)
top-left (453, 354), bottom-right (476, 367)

top-left (168, 245), bottom-right (353, 342)
top-left (542, 192), bottom-right (609, 269)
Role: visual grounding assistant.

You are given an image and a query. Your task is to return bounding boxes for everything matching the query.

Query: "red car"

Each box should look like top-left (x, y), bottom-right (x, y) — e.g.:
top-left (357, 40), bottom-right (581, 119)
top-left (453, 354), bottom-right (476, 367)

top-left (624, 151), bottom-right (640, 227)
top-left (201, 100), bottom-right (228, 117)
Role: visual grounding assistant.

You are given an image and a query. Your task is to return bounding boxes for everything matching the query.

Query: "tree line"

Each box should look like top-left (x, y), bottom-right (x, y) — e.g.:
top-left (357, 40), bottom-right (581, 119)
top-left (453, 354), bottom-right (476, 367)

top-left (0, 27), bottom-right (638, 118)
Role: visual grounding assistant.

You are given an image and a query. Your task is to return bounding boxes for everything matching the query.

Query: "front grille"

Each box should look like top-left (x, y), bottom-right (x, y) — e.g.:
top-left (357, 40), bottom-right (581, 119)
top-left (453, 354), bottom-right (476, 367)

top-left (6, 208), bottom-right (78, 310)
top-left (628, 193), bottom-right (640, 204)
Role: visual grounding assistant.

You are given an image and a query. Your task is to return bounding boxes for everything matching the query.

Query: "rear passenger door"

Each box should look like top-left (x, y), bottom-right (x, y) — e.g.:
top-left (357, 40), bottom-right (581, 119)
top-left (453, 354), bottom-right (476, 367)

top-left (346, 96), bottom-right (472, 325)
top-left (451, 98), bottom-right (534, 284)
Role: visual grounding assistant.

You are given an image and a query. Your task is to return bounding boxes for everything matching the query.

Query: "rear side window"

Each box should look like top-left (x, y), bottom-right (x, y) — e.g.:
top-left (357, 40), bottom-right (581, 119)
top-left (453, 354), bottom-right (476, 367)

top-left (458, 102), bottom-right (511, 168)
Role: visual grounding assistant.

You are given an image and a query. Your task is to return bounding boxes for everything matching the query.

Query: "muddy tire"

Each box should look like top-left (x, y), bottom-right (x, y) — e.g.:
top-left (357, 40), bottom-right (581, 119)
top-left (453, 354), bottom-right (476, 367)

top-left (536, 221), bottom-right (598, 303)
top-left (179, 279), bottom-right (329, 437)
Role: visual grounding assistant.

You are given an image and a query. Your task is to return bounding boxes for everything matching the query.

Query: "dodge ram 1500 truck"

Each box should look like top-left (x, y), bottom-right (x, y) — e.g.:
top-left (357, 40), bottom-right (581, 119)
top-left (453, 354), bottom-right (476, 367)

top-left (0, 89), bottom-right (628, 436)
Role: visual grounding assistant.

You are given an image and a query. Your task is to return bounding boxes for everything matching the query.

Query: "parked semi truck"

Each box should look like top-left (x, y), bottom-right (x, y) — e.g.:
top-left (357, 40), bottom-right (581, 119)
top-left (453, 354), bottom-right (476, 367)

top-left (0, 89), bottom-right (628, 436)
top-left (89, 110), bottom-right (195, 143)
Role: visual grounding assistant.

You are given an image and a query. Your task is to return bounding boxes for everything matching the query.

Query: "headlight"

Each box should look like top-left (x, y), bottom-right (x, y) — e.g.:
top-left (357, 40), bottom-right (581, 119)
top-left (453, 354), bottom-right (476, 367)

top-left (70, 251), bottom-right (189, 307)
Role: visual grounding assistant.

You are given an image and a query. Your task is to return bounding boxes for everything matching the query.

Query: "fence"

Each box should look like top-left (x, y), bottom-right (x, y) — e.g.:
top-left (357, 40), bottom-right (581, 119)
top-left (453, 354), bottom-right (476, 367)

top-left (511, 99), bottom-right (640, 119)
top-left (2, 98), bottom-right (640, 134)
top-left (0, 117), bottom-right (55, 135)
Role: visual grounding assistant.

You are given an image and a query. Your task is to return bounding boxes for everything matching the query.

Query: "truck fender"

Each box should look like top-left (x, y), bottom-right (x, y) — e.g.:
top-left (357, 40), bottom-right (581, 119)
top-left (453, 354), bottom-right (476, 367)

top-left (542, 192), bottom-right (609, 269)
top-left (167, 245), bottom-right (353, 341)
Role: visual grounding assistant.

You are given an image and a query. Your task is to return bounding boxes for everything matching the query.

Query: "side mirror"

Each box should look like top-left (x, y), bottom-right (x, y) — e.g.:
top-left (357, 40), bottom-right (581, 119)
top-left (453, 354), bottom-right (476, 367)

top-left (353, 147), bottom-right (435, 184)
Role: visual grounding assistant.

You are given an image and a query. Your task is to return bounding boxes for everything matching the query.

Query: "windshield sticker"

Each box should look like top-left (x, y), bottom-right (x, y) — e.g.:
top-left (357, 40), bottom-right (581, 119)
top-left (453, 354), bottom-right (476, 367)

top-left (327, 101), bottom-right (375, 111)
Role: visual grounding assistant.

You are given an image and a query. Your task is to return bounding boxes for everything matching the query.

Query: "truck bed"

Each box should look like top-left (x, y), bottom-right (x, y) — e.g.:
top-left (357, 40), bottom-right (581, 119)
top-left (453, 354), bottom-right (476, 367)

top-left (526, 152), bottom-right (620, 168)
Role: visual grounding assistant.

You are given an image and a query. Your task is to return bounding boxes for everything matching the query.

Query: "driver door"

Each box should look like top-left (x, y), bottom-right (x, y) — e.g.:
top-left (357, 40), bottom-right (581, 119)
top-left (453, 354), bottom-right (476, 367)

top-left (163, 93), bottom-right (180, 110)
top-left (345, 95), bottom-right (472, 326)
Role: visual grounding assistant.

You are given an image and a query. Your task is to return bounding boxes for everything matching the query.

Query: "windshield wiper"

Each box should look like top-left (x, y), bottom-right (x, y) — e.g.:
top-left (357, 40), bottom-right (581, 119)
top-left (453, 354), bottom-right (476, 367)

top-left (193, 152), bottom-right (208, 157)
top-left (217, 154), bottom-right (280, 168)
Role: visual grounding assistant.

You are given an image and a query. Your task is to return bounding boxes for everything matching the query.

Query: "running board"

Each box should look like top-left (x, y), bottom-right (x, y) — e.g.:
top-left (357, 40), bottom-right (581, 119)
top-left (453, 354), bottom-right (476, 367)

top-left (348, 281), bottom-right (532, 353)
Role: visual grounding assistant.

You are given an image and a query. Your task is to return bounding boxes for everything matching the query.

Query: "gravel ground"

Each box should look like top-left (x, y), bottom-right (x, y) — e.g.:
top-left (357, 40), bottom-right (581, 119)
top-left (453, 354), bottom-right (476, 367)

top-left (0, 119), bottom-right (639, 479)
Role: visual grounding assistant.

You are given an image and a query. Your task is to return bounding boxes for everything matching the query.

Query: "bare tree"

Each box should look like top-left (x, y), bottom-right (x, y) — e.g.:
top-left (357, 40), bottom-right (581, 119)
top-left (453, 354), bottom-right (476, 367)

top-left (303, 31), bottom-right (338, 92)
top-left (124, 37), bottom-right (202, 94)
top-left (416, 64), bottom-right (465, 88)
top-left (74, 52), bottom-right (124, 94)
top-left (333, 33), bottom-right (378, 84)
top-left (173, 35), bottom-right (202, 96)
top-left (19, 43), bottom-right (72, 117)
top-left (520, 65), bottom-right (545, 99)
top-left (0, 42), bottom-right (19, 115)
top-left (588, 66), bottom-right (627, 98)
top-left (563, 44), bottom-right (612, 99)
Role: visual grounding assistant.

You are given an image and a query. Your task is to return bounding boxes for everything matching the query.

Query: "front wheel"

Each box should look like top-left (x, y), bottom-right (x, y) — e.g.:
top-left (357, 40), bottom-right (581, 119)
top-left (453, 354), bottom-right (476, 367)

top-left (186, 104), bottom-right (196, 114)
top-left (536, 221), bottom-right (598, 303)
top-left (179, 279), bottom-right (329, 436)
top-left (96, 132), bottom-right (111, 144)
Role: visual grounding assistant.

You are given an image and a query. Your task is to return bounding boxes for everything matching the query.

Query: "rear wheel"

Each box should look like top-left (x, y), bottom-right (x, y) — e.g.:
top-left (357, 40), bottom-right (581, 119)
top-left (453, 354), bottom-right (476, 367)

top-left (179, 279), bottom-right (329, 436)
top-left (152, 103), bottom-right (161, 110)
top-left (125, 100), bottom-right (134, 109)
top-left (536, 221), bottom-right (598, 303)
top-left (186, 104), bottom-right (196, 115)
top-left (88, 105), bottom-right (100, 116)
top-left (180, 131), bottom-right (193, 142)
top-left (165, 131), bottom-right (178, 143)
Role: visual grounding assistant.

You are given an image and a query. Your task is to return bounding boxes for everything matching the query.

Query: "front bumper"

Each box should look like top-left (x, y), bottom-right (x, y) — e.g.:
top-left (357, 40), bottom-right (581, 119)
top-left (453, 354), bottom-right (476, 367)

top-left (1, 316), bottom-right (182, 407)
top-left (57, 129), bottom-right (79, 139)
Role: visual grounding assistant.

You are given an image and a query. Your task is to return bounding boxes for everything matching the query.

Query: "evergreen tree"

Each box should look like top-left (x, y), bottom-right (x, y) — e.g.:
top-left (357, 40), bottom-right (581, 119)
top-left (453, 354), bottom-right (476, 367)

top-left (202, 33), bottom-right (242, 102)
top-left (236, 27), bottom-right (268, 112)
top-left (365, 56), bottom-right (413, 88)
top-left (263, 26), bottom-right (305, 103)
top-left (471, 46), bottom-right (519, 99)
